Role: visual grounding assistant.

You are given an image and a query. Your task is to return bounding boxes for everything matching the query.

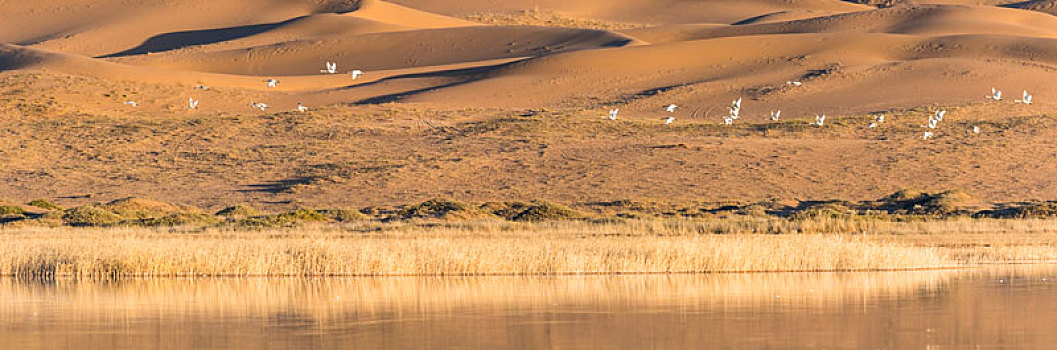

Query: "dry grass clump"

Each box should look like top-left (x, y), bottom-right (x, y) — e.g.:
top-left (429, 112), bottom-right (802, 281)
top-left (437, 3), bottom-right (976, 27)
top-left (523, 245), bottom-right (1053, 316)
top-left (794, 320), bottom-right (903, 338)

top-left (398, 198), bottom-right (484, 220)
top-left (317, 208), bottom-right (370, 222)
top-left (463, 8), bottom-right (646, 30)
top-left (235, 209), bottom-right (330, 227)
top-left (875, 189), bottom-right (979, 215)
top-left (215, 205), bottom-right (262, 219)
top-left (100, 197), bottom-right (201, 219)
top-left (981, 202), bottom-right (1057, 219)
top-left (26, 199), bottom-right (62, 211)
top-left (61, 205), bottom-right (123, 227)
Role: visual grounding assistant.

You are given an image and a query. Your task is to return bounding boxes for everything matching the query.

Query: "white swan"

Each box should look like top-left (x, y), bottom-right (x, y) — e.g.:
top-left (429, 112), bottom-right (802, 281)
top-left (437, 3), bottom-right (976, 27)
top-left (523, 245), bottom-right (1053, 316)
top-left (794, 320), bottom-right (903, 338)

top-left (813, 115), bottom-right (825, 127)
top-left (266, 79), bottom-right (279, 88)
top-left (1016, 90), bottom-right (1033, 104)
top-left (296, 102), bottom-right (309, 113)
top-left (868, 114), bottom-right (884, 128)
top-left (321, 62), bottom-right (337, 74)
top-left (251, 102), bottom-right (269, 111)
top-left (349, 70), bottom-right (364, 80)
top-left (987, 87), bottom-right (1002, 101)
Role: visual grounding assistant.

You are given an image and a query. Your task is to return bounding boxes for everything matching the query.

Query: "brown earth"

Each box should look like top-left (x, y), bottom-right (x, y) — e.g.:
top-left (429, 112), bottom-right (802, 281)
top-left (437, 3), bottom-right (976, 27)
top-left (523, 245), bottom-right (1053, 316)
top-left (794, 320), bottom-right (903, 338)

top-left (2, 0), bottom-right (1057, 211)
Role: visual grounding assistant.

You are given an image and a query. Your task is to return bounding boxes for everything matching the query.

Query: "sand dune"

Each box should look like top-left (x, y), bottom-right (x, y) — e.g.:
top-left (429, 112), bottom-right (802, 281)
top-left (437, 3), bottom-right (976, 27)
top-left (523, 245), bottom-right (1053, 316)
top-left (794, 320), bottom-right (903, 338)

top-left (5, 0), bottom-right (1057, 207)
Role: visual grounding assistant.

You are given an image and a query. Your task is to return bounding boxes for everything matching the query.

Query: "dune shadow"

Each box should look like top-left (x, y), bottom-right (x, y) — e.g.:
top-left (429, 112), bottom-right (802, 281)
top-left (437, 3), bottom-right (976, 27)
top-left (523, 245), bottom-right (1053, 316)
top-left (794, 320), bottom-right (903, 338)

top-left (351, 59), bottom-right (527, 104)
top-left (98, 18), bottom-right (304, 58)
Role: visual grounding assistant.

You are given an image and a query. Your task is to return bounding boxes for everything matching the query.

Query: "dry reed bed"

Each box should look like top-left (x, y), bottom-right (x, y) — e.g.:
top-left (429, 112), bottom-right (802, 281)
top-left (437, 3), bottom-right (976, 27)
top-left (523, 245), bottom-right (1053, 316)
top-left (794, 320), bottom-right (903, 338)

top-left (0, 219), bottom-right (1000, 279)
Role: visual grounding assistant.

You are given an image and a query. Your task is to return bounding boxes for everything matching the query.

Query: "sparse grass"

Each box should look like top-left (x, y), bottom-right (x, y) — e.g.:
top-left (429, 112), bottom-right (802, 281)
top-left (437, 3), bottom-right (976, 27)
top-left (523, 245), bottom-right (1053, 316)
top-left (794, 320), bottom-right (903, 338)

top-left (463, 8), bottom-right (647, 30)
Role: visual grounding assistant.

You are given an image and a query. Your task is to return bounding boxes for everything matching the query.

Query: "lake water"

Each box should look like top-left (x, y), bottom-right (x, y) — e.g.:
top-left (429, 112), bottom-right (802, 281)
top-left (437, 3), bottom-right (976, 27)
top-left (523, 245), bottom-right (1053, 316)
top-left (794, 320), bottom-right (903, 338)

top-left (2, 265), bottom-right (1056, 350)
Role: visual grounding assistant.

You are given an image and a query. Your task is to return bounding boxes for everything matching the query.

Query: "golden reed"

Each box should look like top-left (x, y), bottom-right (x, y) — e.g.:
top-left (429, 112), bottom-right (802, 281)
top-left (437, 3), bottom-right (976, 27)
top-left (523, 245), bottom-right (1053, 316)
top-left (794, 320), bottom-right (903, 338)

top-left (2, 218), bottom-right (1055, 279)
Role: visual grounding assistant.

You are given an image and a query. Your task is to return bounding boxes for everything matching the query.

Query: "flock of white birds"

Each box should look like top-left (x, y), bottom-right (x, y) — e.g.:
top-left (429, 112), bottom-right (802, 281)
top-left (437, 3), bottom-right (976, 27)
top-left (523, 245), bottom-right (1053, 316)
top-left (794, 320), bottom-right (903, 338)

top-left (114, 68), bottom-right (1036, 142)
top-left (601, 83), bottom-right (1038, 141)
top-left (123, 61), bottom-right (366, 113)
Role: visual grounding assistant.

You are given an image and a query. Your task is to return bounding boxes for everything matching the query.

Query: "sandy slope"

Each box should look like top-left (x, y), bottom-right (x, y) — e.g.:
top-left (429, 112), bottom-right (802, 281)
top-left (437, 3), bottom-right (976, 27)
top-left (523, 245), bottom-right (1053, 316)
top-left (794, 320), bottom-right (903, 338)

top-left (3, 0), bottom-right (1057, 208)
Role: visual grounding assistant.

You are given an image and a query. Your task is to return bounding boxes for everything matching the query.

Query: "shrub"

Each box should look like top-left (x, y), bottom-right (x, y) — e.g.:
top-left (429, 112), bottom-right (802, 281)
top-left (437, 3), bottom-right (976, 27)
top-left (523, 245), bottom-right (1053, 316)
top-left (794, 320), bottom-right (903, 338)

top-left (398, 198), bottom-right (483, 220)
top-left (0, 205), bottom-right (26, 216)
top-left (27, 199), bottom-right (62, 211)
top-left (137, 213), bottom-right (221, 227)
top-left (62, 206), bottom-right (123, 227)
top-left (216, 205), bottom-right (263, 218)
top-left (318, 208), bottom-right (370, 222)
top-left (511, 201), bottom-right (584, 222)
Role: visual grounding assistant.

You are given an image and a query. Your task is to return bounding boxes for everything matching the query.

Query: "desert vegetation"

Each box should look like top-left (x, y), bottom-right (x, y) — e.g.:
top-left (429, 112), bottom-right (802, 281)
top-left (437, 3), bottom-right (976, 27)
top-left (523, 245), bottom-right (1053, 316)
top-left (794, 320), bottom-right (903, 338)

top-left (3, 190), bottom-right (1057, 279)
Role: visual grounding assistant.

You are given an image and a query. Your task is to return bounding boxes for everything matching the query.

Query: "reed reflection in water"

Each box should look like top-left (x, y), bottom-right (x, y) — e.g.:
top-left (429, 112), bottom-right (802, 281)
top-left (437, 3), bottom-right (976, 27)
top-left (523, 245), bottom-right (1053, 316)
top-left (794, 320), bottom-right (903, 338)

top-left (2, 265), bottom-right (1056, 349)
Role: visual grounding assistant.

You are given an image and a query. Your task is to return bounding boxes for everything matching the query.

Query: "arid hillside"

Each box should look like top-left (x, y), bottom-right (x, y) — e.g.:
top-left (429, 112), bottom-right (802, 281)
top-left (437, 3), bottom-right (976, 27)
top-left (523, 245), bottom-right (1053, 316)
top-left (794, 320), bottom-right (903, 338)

top-left (2, 0), bottom-right (1057, 210)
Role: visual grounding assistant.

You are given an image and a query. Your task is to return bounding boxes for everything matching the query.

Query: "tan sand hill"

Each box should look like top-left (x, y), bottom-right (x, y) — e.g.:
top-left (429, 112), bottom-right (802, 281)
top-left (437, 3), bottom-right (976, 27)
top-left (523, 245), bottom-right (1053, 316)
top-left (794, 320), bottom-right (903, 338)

top-left (3, 0), bottom-right (1057, 209)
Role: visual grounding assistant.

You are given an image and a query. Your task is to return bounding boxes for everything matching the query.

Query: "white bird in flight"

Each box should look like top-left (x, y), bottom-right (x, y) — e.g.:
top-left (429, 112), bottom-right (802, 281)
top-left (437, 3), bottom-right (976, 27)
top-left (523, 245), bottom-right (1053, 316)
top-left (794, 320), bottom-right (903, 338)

top-left (665, 116), bottom-right (675, 125)
top-left (729, 107), bottom-right (740, 120)
top-left (926, 118), bottom-right (939, 129)
top-left (722, 116), bottom-right (733, 125)
top-left (787, 81), bottom-right (803, 87)
top-left (813, 115), bottom-right (826, 127)
top-left (1016, 90), bottom-right (1033, 104)
top-left (868, 114), bottom-right (884, 128)
top-left (728, 98), bottom-right (743, 120)
top-left (923, 131), bottom-right (934, 140)
top-left (188, 97), bottom-right (199, 109)
top-left (770, 110), bottom-right (781, 121)
top-left (266, 79), bottom-right (279, 88)
top-left (296, 102), bottom-right (309, 113)
top-left (321, 62), bottom-right (338, 74)
top-left (123, 101), bottom-right (138, 107)
top-left (251, 102), bottom-right (269, 111)
top-left (608, 108), bottom-right (619, 120)
top-left (665, 104), bottom-right (678, 113)
top-left (925, 110), bottom-right (945, 128)
top-left (349, 70), bottom-right (364, 80)
top-left (972, 126), bottom-right (980, 134)
top-left (987, 87), bottom-right (1002, 101)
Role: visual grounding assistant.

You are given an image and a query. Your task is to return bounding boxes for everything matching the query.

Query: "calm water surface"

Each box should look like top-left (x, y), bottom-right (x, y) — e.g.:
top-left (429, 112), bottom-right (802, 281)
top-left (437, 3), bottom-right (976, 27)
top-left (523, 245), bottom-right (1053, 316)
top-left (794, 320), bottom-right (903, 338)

top-left (2, 265), bottom-right (1057, 350)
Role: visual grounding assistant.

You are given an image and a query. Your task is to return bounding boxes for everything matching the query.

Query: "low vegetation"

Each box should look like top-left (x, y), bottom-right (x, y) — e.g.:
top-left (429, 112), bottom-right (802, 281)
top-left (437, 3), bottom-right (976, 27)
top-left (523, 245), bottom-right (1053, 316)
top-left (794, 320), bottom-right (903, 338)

top-left (0, 190), bottom-right (1054, 229)
top-left (0, 190), bottom-right (1055, 279)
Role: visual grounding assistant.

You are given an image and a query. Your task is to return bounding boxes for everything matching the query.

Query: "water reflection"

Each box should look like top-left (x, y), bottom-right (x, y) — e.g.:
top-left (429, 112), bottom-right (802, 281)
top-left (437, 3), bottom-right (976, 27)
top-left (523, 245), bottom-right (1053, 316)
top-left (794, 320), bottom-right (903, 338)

top-left (2, 265), bottom-right (1056, 350)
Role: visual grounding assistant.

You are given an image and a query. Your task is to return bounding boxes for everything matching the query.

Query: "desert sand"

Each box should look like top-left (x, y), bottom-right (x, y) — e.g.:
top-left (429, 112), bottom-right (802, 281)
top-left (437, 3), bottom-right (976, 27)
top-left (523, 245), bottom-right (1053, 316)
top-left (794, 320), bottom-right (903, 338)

top-left (3, 0), bottom-right (1057, 210)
